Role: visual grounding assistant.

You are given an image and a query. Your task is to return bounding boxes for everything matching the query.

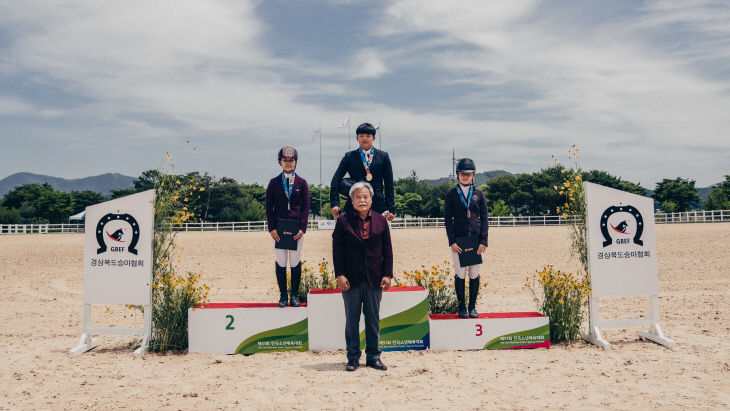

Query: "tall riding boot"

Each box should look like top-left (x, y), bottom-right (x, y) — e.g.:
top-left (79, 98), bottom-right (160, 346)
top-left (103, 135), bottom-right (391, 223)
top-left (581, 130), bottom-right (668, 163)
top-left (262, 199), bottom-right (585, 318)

top-left (289, 263), bottom-right (302, 307)
top-left (468, 276), bottom-right (480, 318)
top-left (275, 263), bottom-right (288, 308)
top-left (455, 276), bottom-right (467, 318)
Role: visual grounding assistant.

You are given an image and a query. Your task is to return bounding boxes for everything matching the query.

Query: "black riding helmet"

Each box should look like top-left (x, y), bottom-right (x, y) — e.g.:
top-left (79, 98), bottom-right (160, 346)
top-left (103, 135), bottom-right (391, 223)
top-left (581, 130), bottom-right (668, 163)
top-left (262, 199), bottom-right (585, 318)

top-left (355, 123), bottom-right (377, 136)
top-left (278, 145), bottom-right (298, 162)
top-left (456, 158), bottom-right (476, 173)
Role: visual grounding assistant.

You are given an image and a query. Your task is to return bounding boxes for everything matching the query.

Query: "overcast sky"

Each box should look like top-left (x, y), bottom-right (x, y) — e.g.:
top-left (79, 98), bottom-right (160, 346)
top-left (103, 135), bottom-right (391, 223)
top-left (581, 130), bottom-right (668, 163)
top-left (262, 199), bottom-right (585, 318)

top-left (1, 0), bottom-right (728, 188)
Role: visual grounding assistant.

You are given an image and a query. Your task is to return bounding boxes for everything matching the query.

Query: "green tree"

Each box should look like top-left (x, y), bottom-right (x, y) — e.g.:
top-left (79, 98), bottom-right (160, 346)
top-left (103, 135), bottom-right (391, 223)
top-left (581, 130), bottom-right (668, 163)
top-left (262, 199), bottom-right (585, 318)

top-left (489, 199), bottom-right (511, 216)
top-left (660, 201), bottom-right (678, 213)
top-left (582, 170), bottom-right (647, 196)
top-left (395, 192), bottom-right (423, 217)
top-left (704, 175), bottom-right (730, 210)
top-left (70, 190), bottom-right (106, 213)
top-left (653, 178), bottom-right (699, 212)
top-left (35, 190), bottom-right (74, 223)
top-left (205, 181), bottom-right (265, 221)
top-left (0, 207), bottom-right (21, 223)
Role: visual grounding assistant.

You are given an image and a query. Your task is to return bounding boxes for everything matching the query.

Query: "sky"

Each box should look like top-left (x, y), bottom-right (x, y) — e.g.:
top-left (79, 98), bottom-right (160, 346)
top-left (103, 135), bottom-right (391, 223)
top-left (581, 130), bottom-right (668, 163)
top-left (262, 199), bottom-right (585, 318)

top-left (1, 0), bottom-right (729, 188)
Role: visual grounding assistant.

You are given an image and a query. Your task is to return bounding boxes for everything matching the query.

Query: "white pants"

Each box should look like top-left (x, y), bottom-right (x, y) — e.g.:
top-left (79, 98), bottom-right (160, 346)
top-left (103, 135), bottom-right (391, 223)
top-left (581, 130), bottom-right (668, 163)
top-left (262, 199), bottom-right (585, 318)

top-left (274, 238), bottom-right (303, 268)
top-left (450, 249), bottom-right (481, 279)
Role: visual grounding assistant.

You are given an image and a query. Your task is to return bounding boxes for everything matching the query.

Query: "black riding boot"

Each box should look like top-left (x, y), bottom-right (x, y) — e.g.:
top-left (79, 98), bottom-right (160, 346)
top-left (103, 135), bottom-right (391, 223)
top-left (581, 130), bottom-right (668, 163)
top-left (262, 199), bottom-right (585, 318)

top-left (468, 276), bottom-right (480, 318)
top-left (275, 263), bottom-right (288, 307)
top-left (289, 262), bottom-right (302, 307)
top-left (455, 276), bottom-right (467, 318)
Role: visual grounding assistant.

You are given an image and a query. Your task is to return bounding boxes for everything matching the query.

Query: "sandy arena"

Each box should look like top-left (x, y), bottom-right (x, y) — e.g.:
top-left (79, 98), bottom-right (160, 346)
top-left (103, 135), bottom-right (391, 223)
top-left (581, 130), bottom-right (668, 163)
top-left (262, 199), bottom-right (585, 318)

top-left (1, 224), bottom-right (728, 409)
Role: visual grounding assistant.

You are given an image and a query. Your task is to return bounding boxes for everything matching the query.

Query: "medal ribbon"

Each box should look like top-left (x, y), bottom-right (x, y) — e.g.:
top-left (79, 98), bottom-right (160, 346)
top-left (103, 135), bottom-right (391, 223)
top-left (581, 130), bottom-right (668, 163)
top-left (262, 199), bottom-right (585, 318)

top-left (359, 147), bottom-right (374, 178)
top-left (282, 172), bottom-right (295, 209)
top-left (457, 185), bottom-right (473, 214)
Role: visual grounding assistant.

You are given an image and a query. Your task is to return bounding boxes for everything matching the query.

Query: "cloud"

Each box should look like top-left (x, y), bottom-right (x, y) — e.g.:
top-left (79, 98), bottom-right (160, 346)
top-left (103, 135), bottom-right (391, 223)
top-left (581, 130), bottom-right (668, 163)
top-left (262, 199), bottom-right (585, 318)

top-left (0, 0), bottom-right (728, 187)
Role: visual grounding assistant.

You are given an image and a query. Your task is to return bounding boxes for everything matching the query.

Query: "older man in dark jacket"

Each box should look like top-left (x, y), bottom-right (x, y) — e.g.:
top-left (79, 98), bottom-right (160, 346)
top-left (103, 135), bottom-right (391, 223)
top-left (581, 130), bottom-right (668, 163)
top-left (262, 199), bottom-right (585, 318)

top-left (333, 181), bottom-right (393, 371)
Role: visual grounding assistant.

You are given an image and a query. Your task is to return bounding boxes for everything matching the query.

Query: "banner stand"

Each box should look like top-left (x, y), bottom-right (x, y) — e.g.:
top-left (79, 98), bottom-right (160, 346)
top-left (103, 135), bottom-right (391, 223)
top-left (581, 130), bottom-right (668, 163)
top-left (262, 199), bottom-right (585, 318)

top-left (69, 190), bottom-right (155, 358)
top-left (581, 182), bottom-right (674, 350)
top-left (70, 304), bottom-right (152, 358)
top-left (583, 295), bottom-right (674, 350)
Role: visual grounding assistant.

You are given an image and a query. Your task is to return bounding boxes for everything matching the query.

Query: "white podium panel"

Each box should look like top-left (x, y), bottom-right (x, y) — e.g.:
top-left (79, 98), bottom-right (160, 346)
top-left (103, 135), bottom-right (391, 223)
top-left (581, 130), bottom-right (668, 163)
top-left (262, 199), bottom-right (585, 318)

top-left (429, 312), bottom-right (550, 350)
top-left (307, 287), bottom-right (429, 351)
top-left (188, 303), bottom-right (308, 354)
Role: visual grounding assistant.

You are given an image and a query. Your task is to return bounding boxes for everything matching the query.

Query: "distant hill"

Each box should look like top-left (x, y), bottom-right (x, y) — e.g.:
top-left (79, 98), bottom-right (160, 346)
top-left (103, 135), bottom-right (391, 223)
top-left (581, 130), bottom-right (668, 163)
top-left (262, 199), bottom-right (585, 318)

top-left (425, 170), bottom-right (514, 186)
top-left (0, 172), bottom-right (135, 197)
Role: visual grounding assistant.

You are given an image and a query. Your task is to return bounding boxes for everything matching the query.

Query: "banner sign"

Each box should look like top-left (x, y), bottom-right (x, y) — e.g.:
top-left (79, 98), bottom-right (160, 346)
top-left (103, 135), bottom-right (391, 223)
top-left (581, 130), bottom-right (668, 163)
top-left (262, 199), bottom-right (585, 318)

top-left (429, 312), bottom-right (549, 350)
top-left (317, 220), bottom-right (336, 230)
top-left (188, 303), bottom-right (308, 354)
top-left (307, 287), bottom-right (429, 351)
top-left (584, 182), bottom-right (658, 297)
top-left (83, 190), bottom-right (154, 305)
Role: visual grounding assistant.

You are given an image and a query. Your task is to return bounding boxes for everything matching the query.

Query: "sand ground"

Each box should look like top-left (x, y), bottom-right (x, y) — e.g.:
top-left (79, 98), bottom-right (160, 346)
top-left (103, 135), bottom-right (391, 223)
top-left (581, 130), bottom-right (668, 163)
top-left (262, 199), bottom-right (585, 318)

top-left (1, 224), bottom-right (728, 410)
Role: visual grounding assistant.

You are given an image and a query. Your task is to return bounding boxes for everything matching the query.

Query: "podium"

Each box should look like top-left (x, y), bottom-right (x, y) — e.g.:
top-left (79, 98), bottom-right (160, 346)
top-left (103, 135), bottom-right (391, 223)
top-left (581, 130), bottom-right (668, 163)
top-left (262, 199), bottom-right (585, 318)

top-left (307, 287), bottom-right (430, 351)
top-left (429, 312), bottom-right (550, 350)
top-left (188, 303), bottom-right (308, 354)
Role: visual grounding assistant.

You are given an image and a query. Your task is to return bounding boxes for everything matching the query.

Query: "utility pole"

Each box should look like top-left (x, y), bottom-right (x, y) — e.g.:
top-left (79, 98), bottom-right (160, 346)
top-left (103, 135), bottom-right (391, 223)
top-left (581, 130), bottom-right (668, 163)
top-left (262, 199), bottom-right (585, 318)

top-left (450, 149), bottom-right (456, 183)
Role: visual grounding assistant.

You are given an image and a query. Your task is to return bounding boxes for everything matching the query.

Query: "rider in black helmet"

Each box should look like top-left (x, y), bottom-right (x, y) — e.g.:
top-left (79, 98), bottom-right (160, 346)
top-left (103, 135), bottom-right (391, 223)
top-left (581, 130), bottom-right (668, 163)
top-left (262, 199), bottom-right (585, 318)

top-left (444, 158), bottom-right (489, 318)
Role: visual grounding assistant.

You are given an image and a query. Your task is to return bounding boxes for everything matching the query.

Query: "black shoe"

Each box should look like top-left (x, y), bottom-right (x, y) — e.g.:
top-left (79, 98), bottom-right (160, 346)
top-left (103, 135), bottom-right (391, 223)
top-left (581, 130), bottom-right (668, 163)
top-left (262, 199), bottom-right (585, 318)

top-left (289, 294), bottom-right (301, 307)
top-left (468, 276), bottom-right (480, 318)
top-left (345, 360), bottom-right (359, 372)
top-left (366, 359), bottom-right (387, 371)
top-left (458, 307), bottom-right (468, 318)
top-left (275, 263), bottom-right (288, 308)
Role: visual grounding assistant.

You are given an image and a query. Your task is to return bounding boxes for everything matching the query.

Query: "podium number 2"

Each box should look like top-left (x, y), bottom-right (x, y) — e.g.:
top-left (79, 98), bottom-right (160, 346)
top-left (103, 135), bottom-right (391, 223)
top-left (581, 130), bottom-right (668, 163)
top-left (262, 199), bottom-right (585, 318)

top-left (225, 315), bottom-right (235, 330)
top-left (475, 324), bottom-right (482, 336)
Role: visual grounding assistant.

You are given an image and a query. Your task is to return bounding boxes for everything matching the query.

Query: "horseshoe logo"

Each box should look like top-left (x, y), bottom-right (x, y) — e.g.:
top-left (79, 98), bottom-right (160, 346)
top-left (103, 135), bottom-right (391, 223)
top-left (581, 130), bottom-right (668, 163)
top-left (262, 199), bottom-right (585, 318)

top-left (600, 205), bottom-right (643, 247)
top-left (95, 213), bottom-right (141, 255)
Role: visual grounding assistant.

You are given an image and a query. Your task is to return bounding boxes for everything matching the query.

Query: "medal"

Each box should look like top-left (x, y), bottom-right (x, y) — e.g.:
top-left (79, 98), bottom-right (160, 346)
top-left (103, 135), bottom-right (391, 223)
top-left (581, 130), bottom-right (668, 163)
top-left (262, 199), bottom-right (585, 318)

top-left (359, 147), bottom-right (375, 182)
top-left (457, 185), bottom-right (474, 219)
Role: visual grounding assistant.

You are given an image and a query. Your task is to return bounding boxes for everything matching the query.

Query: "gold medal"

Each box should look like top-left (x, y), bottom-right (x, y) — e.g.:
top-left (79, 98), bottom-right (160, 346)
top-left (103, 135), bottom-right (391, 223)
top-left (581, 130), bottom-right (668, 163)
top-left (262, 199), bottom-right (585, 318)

top-left (467, 210), bottom-right (471, 218)
top-left (366, 173), bottom-right (373, 182)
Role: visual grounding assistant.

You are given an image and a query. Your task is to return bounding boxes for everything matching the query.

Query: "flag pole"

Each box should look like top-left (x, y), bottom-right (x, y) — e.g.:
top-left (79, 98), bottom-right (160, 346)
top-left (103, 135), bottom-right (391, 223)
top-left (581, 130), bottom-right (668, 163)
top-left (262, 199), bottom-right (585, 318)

top-left (319, 123), bottom-right (322, 218)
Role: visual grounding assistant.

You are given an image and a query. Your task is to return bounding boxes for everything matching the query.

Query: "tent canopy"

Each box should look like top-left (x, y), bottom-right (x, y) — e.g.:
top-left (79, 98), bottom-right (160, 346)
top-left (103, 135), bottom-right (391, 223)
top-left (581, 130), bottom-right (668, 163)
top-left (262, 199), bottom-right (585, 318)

top-left (69, 211), bottom-right (85, 221)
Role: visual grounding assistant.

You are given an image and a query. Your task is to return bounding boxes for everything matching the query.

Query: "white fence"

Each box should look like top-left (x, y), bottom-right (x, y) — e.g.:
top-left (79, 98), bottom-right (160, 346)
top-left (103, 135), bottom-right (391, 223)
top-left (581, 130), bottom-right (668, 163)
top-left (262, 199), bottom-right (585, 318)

top-left (2, 210), bottom-right (728, 235)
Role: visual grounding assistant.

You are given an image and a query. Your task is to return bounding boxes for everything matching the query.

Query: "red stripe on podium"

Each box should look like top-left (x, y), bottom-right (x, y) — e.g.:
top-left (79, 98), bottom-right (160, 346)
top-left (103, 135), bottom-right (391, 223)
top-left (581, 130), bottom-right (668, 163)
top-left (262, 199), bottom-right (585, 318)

top-left (193, 303), bottom-right (307, 309)
top-left (429, 312), bottom-right (546, 320)
top-left (308, 286), bottom-right (425, 294)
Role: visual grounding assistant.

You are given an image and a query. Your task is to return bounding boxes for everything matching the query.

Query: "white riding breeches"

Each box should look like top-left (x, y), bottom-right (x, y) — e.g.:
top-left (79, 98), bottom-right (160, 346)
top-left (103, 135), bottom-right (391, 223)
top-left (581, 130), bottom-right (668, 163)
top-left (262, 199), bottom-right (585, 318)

top-left (274, 238), bottom-right (303, 267)
top-left (450, 249), bottom-right (481, 279)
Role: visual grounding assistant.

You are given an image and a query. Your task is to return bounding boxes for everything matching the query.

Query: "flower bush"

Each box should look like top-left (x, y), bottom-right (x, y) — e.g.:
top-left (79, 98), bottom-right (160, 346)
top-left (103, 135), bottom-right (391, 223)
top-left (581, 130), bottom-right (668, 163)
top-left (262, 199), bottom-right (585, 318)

top-left (295, 259), bottom-right (337, 303)
top-left (524, 265), bottom-right (590, 343)
top-left (394, 262), bottom-right (487, 314)
top-left (149, 155), bottom-right (209, 352)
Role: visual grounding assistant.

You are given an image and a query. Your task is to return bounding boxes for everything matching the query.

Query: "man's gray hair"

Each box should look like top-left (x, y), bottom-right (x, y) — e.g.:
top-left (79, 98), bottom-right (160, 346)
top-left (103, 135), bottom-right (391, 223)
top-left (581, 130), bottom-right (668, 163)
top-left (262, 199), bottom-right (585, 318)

top-left (349, 181), bottom-right (374, 199)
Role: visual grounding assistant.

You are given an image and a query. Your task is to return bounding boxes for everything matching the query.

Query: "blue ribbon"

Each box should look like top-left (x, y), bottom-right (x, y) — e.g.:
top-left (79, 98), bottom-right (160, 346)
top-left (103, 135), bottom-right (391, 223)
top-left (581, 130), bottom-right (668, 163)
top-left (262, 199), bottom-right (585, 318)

top-left (359, 147), bottom-right (374, 175)
top-left (457, 185), bottom-right (474, 214)
top-left (282, 172), bottom-right (295, 208)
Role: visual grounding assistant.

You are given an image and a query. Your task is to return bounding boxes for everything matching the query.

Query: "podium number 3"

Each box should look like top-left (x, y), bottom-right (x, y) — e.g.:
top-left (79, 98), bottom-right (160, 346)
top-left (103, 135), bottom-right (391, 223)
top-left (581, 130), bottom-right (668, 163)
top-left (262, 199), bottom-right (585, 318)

top-left (225, 315), bottom-right (235, 330)
top-left (475, 324), bottom-right (482, 336)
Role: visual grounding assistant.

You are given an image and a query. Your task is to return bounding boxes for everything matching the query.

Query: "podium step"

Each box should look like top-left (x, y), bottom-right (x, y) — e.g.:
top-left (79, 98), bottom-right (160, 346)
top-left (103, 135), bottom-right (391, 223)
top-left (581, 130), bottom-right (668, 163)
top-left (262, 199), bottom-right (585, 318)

top-left (307, 287), bottom-right (430, 351)
top-left (188, 303), bottom-right (308, 354)
top-left (429, 312), bottom-right (550, 350)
